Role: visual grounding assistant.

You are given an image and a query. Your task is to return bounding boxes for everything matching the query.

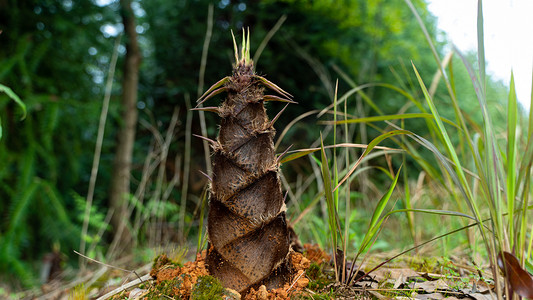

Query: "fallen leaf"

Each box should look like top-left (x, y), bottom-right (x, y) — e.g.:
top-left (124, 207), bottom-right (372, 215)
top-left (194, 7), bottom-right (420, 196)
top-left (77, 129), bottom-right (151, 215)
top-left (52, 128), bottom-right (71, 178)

top-left (393, 273), bottom-right (404, 289)
top-left (373, 267), bottom-right (420, 281)
top-left (468, 292), bottom-right (495, 300)
top-left (497, 251), bottom-right (533, 298)
top-left (367, 290), bottom-right (389, 300)
top-left (460, 279), bottom-right (492, 294)
top-left (416, 292), bottom-right (445, 300)
top-left (413, 279), bottom-right (449, 293)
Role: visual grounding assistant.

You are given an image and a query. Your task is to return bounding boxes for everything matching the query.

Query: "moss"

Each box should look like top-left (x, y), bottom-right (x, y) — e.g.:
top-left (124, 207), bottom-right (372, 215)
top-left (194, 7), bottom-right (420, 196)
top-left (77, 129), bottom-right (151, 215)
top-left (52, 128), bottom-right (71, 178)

top-left (190, 275), bottom-right (227, 300)
top-left (152, 254), bottom-right (170, 267)
top-left (143, 278), bottom-right (181, 299)
top-left (158, 279), bottom-right (178, 295)
top-left (407, 256), bottom-right (440, 274)
top-left (151, 254), bottom-right (171, 278)
top-left (306, 262), bottom-right (322, 280)
top-left (306, 262), bottom-right (334, 291)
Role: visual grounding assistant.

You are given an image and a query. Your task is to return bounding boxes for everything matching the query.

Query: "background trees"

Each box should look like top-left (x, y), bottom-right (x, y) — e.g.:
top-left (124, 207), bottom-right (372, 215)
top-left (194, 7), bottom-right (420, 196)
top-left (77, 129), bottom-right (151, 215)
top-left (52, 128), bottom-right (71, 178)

top-left (0, 0), bottom-right (510, 287)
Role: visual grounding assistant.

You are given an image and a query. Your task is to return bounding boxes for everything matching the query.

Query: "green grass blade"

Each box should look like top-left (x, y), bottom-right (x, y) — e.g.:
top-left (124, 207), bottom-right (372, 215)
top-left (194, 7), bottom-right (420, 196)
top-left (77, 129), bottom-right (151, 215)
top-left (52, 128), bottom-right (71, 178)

top-left (320, 133), bottom-right (339, 280)
top-left (343, 91), bottom-right (351, 274)
top-left (358, 166), bottom-right (402, 254)
top-left (317, 83), bottom-right (383, 117)
top-left (404, 0), bottom-right (442, 78)
top-left (197, 188), bottom-right (208, 253)
top-left (333, 81), bottom-right (340, 221)
top-left (525, 219), bottom-right (533, 259)
top-left (335, 130), bottom-right (410, 191)
top-left (330, 113), bottom-right (460, 129)
top-left (279, 143), bottom-right (401, 164)
top-left (318, 81), bottom-right (425, 118)
top-left (477, 0), bottom-right (486, 95)
top-left (521, 172), bottom-right (531, 260)
top-left (410, 63), bottom-right (486, 234)
top-left (0, 83), bottom-right (26, 119)
top-left (529, 65), bottom-right (533, 137)
top-left (507, 72), bottom-right (517, 245)
top-left (387, 208), bottom-right (477, 222)
top-left (406, 0), bottom-right (473, 151)
top-left (403, 156), bottom-right (416, 244)
top-left (0, 83), bottom-right (26, 138)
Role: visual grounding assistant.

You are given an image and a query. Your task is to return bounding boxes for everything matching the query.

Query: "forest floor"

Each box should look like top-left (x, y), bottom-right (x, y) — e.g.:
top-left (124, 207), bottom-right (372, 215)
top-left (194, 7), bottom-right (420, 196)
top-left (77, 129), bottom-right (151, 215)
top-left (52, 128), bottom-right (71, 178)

top-left (22, 244), bottom-right (497, 300)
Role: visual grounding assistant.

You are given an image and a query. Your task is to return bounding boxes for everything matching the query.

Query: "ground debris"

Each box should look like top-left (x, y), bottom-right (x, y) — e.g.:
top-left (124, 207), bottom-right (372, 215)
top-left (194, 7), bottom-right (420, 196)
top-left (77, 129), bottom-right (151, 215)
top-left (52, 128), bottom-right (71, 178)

top-left (28, 245), bottom-right (499, 300)
top-left (347, 259), bottom-right (497, 300)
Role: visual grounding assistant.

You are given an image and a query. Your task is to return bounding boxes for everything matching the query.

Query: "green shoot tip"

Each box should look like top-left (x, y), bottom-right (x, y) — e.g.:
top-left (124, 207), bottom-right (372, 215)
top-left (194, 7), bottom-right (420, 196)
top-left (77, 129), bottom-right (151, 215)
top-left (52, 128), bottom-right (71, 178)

top-left (232, 28), bottom-right (252, 67)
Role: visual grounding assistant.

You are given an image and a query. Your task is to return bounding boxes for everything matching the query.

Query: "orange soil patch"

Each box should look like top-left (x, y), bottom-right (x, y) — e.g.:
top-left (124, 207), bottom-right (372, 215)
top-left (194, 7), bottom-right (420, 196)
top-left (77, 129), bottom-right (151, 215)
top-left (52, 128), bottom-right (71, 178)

top-left (150, 252), bottom-right (210, 298)
top-left (304, 243), bottom-right (331, 265)
top-left (150, 249), bottom-right (312, 299)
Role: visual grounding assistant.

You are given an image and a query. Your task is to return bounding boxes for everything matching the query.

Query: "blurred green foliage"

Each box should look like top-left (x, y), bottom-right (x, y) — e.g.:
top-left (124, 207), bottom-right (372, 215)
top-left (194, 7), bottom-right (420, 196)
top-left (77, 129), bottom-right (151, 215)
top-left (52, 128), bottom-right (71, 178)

top-left (0, 0), bottom-right (510, 287)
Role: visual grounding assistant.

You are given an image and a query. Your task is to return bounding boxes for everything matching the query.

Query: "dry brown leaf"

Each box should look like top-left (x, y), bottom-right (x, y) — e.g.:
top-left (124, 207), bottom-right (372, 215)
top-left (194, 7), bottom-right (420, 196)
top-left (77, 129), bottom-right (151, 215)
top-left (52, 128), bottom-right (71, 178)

top-left (497, 251), bottom-right (533, 298)
top-left (412, 279), bottom-right (449, 293)
top-left (393, 273), bottom-right (404, 289)
top-left (468, 292), bottom-right (496, 300)
top-left (416, 292), bottom-right (445, 300)
top-left (373, 267), bottom-right (420, 282)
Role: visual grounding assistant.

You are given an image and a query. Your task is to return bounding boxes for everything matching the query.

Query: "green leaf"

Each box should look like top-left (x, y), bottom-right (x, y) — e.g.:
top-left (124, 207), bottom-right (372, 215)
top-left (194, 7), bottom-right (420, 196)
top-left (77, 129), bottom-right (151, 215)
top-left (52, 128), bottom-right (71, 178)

top-left (507, 72), bottom-right (517, 241)
top-left (358, 166), bottom-right (402, 253)
top-left (335, 130), bottom-right (411, 191)
top-left (0, 84), bottom-right (26, 119)
top-left (329, 113), bottom-right (460, 130)
top-left (477, 0), bottom-right (486, 95)
top-left (0, 83), bottom-right (26, 139)
top-left (529, 64), bottom-right (533, 137)
top-left (319, 133), bottom-right (339, 280)
top-left (279, 143), bottom-right (401, 164)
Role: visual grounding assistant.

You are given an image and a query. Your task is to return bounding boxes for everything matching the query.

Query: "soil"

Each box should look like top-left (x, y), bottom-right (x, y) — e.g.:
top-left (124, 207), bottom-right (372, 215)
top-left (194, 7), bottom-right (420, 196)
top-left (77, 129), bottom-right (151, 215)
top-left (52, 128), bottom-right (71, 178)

top-left (136, 246), bottom-right (317, 299)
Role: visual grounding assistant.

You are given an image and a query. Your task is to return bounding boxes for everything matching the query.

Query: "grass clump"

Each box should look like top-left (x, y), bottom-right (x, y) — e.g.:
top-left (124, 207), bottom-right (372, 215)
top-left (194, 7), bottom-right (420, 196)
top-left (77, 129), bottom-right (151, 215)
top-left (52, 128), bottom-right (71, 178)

top-left (68, 284), bottom-right (88, 300)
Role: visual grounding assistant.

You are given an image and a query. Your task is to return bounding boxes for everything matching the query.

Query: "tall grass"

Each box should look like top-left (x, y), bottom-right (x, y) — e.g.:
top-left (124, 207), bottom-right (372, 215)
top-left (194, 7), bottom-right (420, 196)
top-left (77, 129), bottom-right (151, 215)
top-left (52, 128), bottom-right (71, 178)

top-left (407, 0), bottom-right (532, 296)
top-left (318, 0), bottom-right (533, 296)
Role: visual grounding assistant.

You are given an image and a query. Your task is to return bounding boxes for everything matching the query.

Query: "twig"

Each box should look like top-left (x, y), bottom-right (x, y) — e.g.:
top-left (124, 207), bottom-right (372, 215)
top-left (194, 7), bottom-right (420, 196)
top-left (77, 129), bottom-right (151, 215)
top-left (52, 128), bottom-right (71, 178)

top-left (197, 4), bottom-right (214, 179)
top-left (95, 273), bottom-right (153, 300)
top-left (74, 250), bottom-right (143, 282)
top-left (253, 15), bottom-right (287, 64)
top-left (179, 94), bottom-right (193, 240)
top-left (286, 270), bottom-right (306, 293)
top-left (80, 35), bottom-right (121, 270)
top-left (152, 107), bottom-right (180, 246)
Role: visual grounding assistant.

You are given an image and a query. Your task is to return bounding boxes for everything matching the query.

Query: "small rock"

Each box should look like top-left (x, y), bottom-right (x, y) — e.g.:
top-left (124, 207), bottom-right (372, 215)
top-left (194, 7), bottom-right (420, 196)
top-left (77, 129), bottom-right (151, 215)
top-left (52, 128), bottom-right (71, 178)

top-left (257, 285), bottom-right (268, 300)
top-left (129, 288), bottom-right (148, 299)
top-left (296, 277), bottom-right (309, 289)
top-left (224, 288), bottom-right (241, 300)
